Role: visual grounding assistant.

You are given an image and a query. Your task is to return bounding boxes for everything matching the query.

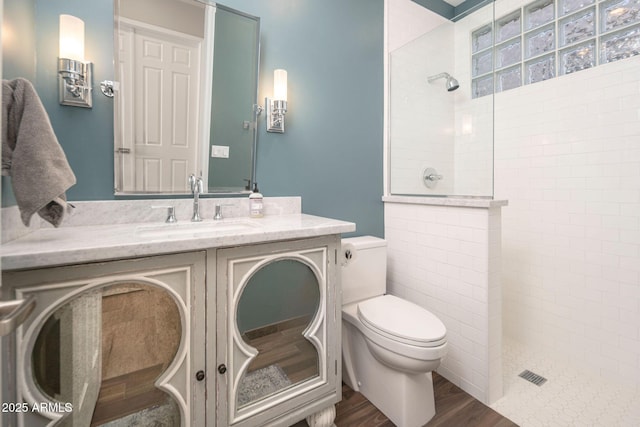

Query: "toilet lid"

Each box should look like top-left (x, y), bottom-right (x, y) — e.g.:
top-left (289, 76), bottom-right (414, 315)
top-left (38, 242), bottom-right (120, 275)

top-left (357, 295), bottom-right (446, 347)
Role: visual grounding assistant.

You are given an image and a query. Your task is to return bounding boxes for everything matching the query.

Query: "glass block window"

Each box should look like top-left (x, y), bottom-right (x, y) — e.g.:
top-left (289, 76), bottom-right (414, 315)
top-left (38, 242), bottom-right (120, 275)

top-left (526, 53), bottom-right (556, 82)
top-left (496, 40), bottom-right (523, 67)
top-left (471, 0), bottom-right (640, 98)
top-left (559, 7), bottom-right (595, 46)
top-left (525, 0), bottom-right (556, 29)
top-left (600, 25), bottom-right (640, 61)
top-left (525, 24), bottom-right (555, 57)
top-left (497, 66), bottom-right (523, 90)
top-left (560, 41), bottom-right (596, 73)
top-left (600, 0), bottom-right (640, 31)
top-left (496, 11), bottom-right (522, 42)
top-left (472, 25), bottom-right (493, 52)
top-left (561, 0), bottom-right (595, 15)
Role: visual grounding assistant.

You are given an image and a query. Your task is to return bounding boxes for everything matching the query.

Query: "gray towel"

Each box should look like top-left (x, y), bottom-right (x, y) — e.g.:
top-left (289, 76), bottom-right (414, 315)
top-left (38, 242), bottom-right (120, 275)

top-left (2, 78), bottom-right (76, 227)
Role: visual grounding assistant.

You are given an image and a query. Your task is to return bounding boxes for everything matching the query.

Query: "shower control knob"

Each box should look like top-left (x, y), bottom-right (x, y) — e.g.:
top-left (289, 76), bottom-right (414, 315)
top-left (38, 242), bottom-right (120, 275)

top-left (423, 167), bottom-right (443, 189)
top-left (196, 370), bottom-right (205, 381)
top-left (218, 364), bottom-right (227, 374)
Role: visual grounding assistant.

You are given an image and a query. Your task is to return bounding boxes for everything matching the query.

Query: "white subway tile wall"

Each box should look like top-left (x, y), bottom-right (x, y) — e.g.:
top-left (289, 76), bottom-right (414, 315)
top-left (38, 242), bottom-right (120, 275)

top-left (494, 53), bottom-right (640, 388)
top-left (384, 202), bottom-right (504, 404)
top-left (389, 23), bottom-right (457, 195)
top-left (389, 4), bottom-right (495, 197)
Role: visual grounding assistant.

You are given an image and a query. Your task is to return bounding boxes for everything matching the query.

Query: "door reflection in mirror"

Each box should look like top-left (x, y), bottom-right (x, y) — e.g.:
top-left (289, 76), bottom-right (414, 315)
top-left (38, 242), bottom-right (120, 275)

top-left (32, 283), bottom-right (181, 426)
top-left (114, 0), bottom-right (260, 194)
top-left (236, 259), bottom-right (321, 407)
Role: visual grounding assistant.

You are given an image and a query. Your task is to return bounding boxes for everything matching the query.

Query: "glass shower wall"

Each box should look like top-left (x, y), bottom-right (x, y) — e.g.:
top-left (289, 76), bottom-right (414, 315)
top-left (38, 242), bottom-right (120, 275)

top-left (388, 2), bottom-right (495, 198)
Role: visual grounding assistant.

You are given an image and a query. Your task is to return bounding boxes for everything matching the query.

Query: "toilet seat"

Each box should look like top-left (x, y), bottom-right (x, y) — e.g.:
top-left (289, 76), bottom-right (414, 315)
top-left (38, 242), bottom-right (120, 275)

top-left (357, 295), bottom-right (446, 348)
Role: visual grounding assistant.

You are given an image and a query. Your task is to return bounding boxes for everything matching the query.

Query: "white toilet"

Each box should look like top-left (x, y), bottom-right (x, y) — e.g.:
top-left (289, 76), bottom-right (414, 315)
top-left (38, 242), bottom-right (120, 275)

top-left (341, 236), bottom-right (447, 427)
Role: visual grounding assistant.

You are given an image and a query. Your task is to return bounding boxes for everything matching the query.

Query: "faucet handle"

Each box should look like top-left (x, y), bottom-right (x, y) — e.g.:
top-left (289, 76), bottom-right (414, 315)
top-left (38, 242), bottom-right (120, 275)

top-left (152, 205), bottom-right (177, 223)
top-left (214, 204), bottom-right (224, 220)
top-left (213, 203), bottom-right (233, 220)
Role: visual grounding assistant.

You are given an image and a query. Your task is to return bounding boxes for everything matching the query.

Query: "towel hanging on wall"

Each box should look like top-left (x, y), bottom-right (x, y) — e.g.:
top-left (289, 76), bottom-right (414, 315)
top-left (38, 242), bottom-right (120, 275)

top-left (2, 78), bottom-right (76, 227)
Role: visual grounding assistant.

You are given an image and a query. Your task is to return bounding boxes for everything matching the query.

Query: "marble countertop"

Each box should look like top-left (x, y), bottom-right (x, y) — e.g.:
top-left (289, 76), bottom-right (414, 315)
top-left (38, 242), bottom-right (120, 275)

top-left (382, 195), bottom-right (508, 208)
top-left (1, 214), bottom-right (356, 271)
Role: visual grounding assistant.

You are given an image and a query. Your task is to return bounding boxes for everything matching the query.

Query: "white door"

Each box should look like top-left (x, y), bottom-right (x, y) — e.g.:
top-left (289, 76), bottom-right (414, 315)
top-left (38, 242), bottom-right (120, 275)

top-left (119, 22), bottom-right (202, 193)
top-left (115, 26), bottom-right (135, 192)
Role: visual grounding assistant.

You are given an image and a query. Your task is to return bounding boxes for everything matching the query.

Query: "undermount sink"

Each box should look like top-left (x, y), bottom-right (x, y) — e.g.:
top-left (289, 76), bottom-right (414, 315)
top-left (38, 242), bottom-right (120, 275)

top-left (136, 219), bottom-right (260, 239)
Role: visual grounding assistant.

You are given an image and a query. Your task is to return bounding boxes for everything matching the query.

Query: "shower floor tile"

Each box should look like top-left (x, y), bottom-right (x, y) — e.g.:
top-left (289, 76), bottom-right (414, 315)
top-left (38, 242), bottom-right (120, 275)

top-left (491, 339), bottom-right (640, 427)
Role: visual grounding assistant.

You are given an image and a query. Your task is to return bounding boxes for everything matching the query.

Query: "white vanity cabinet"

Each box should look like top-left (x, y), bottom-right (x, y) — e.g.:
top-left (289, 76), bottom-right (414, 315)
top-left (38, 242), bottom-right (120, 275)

top-left (2, 251), bottom-right (207, 427)
top-left (212, 235), bottom-right (341, 427)
top-left (2, 234), bottom-right (343, 427)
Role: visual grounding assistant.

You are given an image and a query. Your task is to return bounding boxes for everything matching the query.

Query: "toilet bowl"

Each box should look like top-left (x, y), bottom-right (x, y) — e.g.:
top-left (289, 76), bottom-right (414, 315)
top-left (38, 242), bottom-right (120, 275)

top-left (341, 237), bottom-right (447, 427)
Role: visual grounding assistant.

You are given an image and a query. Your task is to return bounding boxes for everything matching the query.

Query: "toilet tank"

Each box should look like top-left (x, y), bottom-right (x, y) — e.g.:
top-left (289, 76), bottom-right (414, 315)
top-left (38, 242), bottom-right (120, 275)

top-left (341, 236), bottom-right (387, 305)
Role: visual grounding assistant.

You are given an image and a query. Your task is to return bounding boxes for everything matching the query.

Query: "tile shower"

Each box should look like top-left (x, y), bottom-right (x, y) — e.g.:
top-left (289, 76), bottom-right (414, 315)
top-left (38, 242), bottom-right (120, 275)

top-left (385, 0), bottom-right (640, 419)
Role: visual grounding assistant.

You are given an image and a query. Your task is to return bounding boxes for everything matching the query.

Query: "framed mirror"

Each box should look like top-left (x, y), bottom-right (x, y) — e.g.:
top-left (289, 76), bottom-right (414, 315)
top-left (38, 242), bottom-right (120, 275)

top-left (113, 0), bottom-right (260, 195)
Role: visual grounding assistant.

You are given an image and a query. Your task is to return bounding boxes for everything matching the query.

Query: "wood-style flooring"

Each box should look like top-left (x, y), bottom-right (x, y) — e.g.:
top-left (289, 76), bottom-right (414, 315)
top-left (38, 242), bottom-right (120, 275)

top-left (333, 373), bottom-right (518, 427)
top-left (252, 317), bottom-right (518, 426)
top-left (90, 364), bottom-right (170, 426)
top-left (89, 316), bottom-right (518, 426)
top-left (243, 315), bottom-right (318, 384)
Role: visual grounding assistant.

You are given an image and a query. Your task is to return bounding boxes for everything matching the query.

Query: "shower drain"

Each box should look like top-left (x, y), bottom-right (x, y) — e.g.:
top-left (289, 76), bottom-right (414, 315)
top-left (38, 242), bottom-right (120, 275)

top-left (518, 369), bottom-right (547, 386)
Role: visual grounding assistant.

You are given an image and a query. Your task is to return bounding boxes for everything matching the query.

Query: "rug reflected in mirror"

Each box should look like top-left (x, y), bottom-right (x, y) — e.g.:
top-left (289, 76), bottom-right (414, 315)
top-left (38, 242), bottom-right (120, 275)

top-left (238, 364), bottom-right (291, 407)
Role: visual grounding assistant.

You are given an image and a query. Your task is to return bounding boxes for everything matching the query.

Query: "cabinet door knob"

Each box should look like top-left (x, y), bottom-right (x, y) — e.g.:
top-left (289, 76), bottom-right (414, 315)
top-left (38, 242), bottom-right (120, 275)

top-left (195, 370), bottom-right (205, 381)
top-left (218, 364), bottom-right (227, 374)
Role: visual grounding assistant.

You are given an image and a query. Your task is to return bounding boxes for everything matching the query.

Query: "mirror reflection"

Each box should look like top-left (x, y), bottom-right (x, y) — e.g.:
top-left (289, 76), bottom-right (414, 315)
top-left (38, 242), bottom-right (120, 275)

top-left (32, 282), bottom-right (181, 426)
top-left (236, 260), bottom-right (320, 408)
top-left (114, 0), bottom-right (260, 194)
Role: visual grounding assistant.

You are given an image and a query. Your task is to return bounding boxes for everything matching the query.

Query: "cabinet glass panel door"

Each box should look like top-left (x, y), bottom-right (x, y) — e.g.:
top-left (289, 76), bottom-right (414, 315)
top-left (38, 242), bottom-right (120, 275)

top-left (32, 283), bottom-right (181, 426)
top-left (2, 252), bottom-right (206, 427)
top-left (216, 237), bottom-right (339, 427)
top-left (236, 259), bottom-right (320, 407)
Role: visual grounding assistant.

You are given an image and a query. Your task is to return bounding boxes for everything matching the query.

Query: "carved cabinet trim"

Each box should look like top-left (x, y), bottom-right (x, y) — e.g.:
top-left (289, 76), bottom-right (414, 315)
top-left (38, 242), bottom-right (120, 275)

top-left (212, 235), bottom-right (341, 427)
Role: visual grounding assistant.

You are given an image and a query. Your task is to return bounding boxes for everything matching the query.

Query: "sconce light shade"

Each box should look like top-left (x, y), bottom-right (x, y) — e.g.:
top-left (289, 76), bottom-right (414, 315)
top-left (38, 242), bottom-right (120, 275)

top-left (273, 69), bottom-right (287, 101)
top-left (59, 14), bottom-right (84, 61)
top-left (266, 69), bottom-right (288, 133)
top-left (58, 14), bottom-right (92, 108)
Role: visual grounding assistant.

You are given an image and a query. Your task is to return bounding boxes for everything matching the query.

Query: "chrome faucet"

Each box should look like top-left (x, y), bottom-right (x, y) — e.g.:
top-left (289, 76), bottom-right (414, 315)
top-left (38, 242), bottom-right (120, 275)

top-left (188, 174), bottom-right (204, 222)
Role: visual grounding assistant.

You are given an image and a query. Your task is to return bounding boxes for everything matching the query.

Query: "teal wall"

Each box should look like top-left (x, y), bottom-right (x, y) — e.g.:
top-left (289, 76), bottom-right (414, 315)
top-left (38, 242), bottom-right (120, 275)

top-left (1, 0), bottom-right (36, 206)
top-left (208, 6), bottom-right (259, 192)
top-left (2, 0), bottom-right (35, 81)
top-left (3, 0), bottom-right (384, 237)
top-left (33, 0), bottom-right (115, 201)
top-left (226, 0), bottom-right (384, 237)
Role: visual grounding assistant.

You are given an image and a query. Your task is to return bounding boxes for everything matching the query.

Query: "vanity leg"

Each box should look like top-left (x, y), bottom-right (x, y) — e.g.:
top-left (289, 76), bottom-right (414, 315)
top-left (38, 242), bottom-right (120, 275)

top-left (305, 405), bottom-right (336, 427)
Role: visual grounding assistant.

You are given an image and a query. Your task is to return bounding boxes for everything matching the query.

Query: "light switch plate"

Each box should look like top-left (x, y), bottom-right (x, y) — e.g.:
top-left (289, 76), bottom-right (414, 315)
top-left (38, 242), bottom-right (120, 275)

top-left (211, 145), bottom-right (230, 158)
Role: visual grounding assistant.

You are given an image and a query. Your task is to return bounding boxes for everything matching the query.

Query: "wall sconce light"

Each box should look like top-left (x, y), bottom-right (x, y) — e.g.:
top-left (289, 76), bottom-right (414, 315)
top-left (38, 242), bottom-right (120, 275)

top-left (266, 69), bottom-right (287, 133)
top-left (58, 14), bottom-right (92, 108)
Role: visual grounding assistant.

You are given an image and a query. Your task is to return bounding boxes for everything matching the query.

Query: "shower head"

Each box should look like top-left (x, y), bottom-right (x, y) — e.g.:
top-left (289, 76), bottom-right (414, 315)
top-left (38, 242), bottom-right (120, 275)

top-left (427, 72), bottom-right (460, 92)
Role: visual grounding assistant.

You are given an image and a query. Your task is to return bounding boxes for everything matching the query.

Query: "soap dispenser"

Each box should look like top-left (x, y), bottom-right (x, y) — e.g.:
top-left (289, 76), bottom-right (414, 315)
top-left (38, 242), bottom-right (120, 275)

top-left (249, 183), bottom-right (264, 218)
